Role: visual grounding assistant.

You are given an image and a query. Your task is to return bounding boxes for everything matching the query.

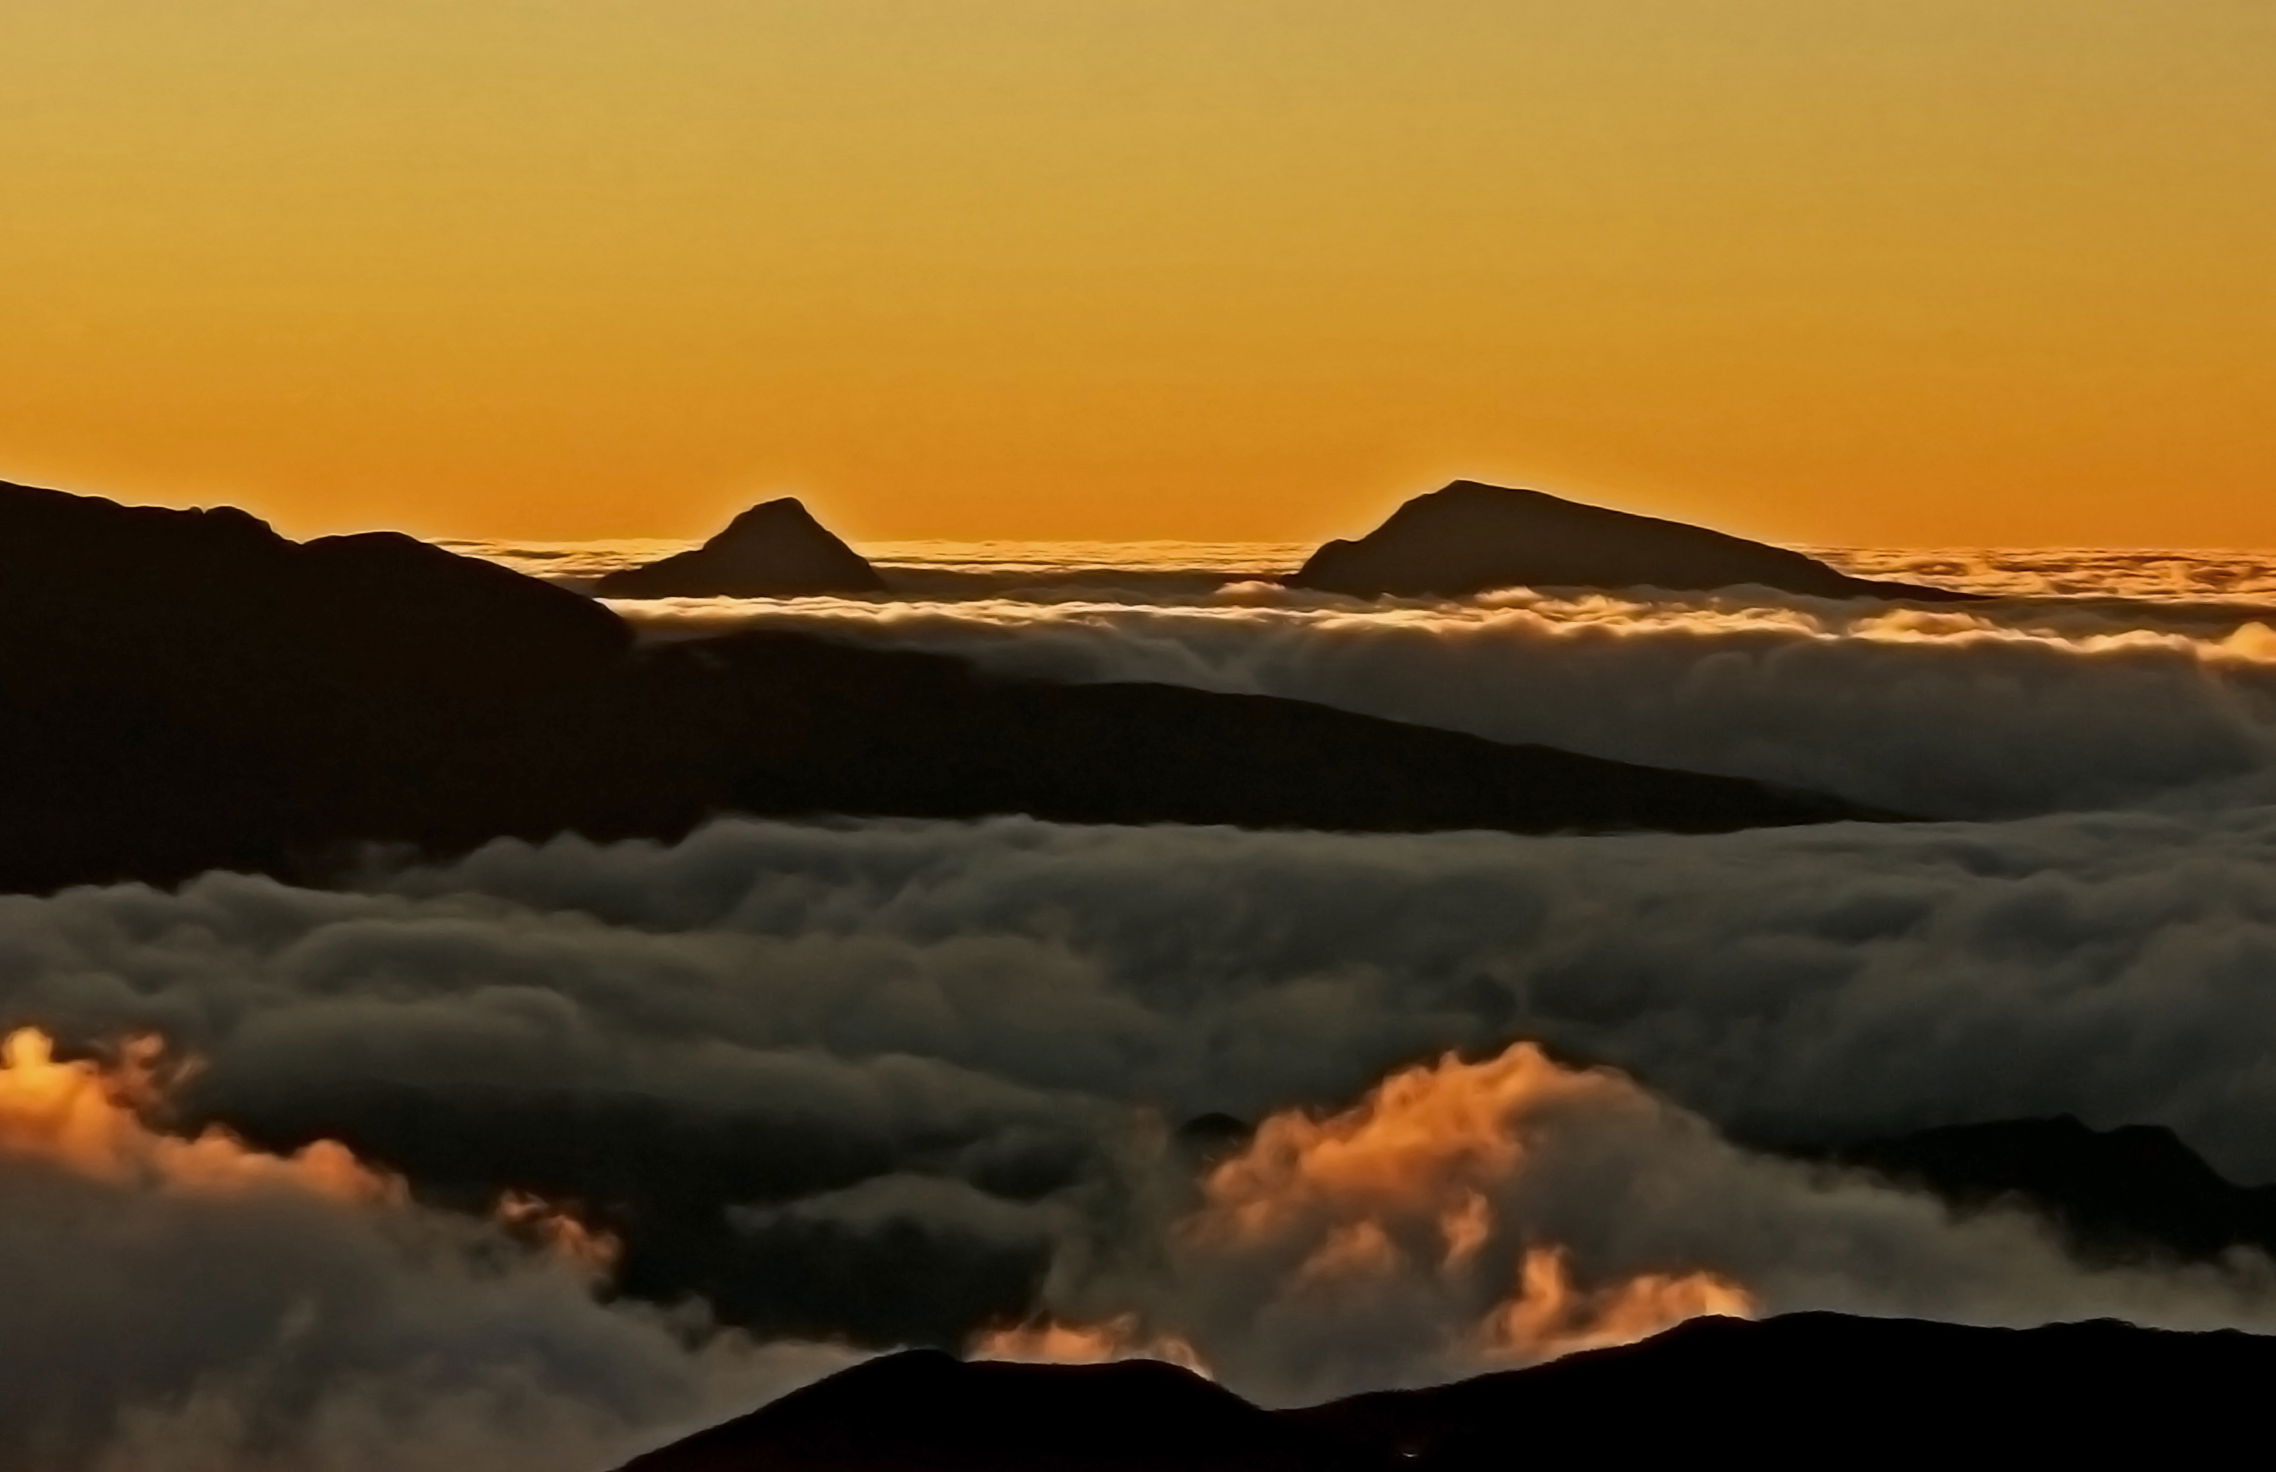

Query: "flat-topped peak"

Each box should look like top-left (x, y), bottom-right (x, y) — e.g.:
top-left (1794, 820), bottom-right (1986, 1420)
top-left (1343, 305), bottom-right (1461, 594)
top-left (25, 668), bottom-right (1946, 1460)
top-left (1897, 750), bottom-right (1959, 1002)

top-left (1291, 481), bottom-right (1972, 602)
top-left (1428, 477), bottom-right (1542, 498)
top-left (1389, 480), bottom-right (1595, 519)
top-left (615, 1347), bottom-right (1304, 1471)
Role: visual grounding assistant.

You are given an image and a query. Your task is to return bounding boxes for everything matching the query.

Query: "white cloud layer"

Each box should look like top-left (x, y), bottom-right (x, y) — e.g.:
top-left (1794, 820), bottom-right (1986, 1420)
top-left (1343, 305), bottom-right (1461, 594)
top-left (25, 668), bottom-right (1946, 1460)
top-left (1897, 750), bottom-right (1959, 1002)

top-left (608, 587), bottom-right (2276, 816)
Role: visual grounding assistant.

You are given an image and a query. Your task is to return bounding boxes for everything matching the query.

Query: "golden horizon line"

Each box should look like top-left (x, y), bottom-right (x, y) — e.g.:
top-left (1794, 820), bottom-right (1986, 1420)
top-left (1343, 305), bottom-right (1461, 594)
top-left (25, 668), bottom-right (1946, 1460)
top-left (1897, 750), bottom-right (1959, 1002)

top-left (16, 465), bottom-right (2270, 556)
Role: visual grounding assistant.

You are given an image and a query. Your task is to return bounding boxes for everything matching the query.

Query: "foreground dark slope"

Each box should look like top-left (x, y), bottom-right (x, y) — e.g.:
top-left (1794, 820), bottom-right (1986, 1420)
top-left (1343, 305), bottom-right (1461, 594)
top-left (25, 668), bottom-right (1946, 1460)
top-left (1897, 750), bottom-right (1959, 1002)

top-left (623, 1355), bottom-right (1337, 1472)
top-left (1291, 480), bottom-right (1973, 600)
top-left (621, 1314), bottom-right (2276, 1469)
top-left (0, 482), bottom-right (1883, 893)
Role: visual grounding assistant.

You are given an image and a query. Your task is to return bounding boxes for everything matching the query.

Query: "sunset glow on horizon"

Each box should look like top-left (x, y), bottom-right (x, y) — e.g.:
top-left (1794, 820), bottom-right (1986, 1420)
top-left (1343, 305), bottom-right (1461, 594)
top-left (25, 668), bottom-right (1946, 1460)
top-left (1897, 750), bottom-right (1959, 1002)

top-left (5, 1), bottom-right (2270, 547)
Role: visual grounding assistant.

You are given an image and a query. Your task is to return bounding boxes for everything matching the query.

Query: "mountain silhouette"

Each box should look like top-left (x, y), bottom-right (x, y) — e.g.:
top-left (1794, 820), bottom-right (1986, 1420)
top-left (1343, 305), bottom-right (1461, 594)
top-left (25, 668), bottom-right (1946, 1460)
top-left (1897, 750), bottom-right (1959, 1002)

top-left (618, 1352), bottom-right (1341, 1472)
top-left (593, 498), bottom-right (887, 597)
top-left (0, 481), bottom-right (628, 687)
top-left (1810, 1115), bottom-right (2276, 1267)
top-left (0, 481), bottom-right (1890, 894)
top-left (1289, 480), bottom-right (1974, 601)
top-left (619, 1313), bottom-right (2276, 1468)
top-left (1305, 1312), bottom-right (2276, 1464)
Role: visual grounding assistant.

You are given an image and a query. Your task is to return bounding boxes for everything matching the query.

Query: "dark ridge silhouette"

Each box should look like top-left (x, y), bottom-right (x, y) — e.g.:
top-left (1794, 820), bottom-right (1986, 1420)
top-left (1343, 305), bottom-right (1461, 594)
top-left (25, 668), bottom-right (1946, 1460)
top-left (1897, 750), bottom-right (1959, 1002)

top-left (1289, 480), bottom-right (1975, 601)
top-left (1808, 1115), bottom-right (2276, 1267)
top-left (0, 481), bottom-right (1891, 896)
top-left (618, 1351), bottom-right (1344, 1472)
top-left (1299, 1312), bottom-right (2276, 1464)
top-left (592, 497), bottom-right (887, 597)
top-left (619, 1314), bottom-right (2276, 1469)
top-left (0, 481), bottom-right (629, 686)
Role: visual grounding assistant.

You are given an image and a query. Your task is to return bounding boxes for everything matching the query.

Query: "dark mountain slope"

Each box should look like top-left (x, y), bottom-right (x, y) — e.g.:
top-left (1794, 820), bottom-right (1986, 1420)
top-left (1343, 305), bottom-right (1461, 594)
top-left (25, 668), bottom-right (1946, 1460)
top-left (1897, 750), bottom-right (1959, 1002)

top-left (1811, 1115), bottom-right (2276, 1266)
top-left (0, 481), bottom-right (628, 687)
top-left (618, 1313), bottom-right (2276, 1469)
top-left (592, 497), bottom-right (887, 597)
top-left (0, 482), bottom-right (630, 888)
top-left (1291, 480), bottom-right (1973, 600)
top-left (1303, 1312), bottom-right (2276, 1465)
top-left (0, 481), bottom-right (1889, 895)
top-left (619, 1352), bottom-right (1348, 1472)
top-left (598, 632), bottom-right (1882, 839)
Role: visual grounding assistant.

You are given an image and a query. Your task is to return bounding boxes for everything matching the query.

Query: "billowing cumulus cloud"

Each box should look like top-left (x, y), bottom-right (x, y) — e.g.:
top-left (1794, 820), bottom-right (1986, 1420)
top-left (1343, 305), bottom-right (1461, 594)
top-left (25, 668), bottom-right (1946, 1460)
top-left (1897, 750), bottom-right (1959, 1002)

top-left (1023, 1041), bottom-right (2276, 1404)
top-left (0, 1029), bottom-right (852, 1472)
top-left (19, 810), bottom-right (2276, 1173)
top-left (340, 810), bottom-right (2276, 1174)
top-left (13, 812), bottom-right (2276, 1438)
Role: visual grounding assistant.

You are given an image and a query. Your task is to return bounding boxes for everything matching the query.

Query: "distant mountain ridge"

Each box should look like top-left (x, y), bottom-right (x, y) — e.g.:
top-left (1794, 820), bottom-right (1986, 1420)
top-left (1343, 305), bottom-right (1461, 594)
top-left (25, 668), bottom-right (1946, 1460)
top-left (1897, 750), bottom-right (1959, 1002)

top-left (593, 497), bottom-right (887, 597)
top-left (617, 1313), bottom-right (2276, 1469)
top-left (0, 480), bottom-right (1888, 894)
top-left (1810, 1114), bottom-right (2276, 1266)
top-left (1291, 480), bottom-right (1975, 601)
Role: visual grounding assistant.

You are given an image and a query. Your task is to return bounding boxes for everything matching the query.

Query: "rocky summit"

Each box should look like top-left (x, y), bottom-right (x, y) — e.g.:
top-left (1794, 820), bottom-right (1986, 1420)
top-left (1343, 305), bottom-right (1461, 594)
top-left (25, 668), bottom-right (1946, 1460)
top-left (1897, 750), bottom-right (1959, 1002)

top-left (1289, 480), bottom-right (1972, 601)
top-left (592, 497), bottom-right (888, 597)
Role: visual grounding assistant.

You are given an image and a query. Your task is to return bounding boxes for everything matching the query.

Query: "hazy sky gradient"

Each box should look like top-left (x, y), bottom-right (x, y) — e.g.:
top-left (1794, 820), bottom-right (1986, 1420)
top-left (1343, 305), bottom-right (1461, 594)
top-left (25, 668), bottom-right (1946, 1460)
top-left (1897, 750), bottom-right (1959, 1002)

top-left (3, 2), bottom-right (2269, 543)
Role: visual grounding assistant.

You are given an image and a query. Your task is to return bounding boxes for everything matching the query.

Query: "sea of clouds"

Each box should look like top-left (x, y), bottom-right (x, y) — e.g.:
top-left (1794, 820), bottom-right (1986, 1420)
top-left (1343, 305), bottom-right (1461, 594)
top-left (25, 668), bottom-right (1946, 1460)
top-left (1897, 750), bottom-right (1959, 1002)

top-left (615, 587), bottom-right (2276, 817)
top-left (18, 537), bottom-right (2276, 1466)
top-left (435, 535), bottom-right (2276, 818)
top-left (444, 535), bottom-right (2276, 606)
top-left (16, 808), bottom-right (2276, 1461)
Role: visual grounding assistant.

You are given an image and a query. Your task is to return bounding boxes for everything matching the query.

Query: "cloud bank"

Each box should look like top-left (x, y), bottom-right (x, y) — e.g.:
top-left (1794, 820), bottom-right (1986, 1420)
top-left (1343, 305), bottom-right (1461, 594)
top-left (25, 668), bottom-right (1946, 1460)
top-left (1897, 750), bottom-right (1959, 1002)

top-left (611, 588), bottom-right (2276, 816)
top-left (449, 534), bottom-right (2276, 606)
top-left (31, 533), bottom-right (2273, 1456)
top-left (1032, 1041), bottom-right (2276, 1403)
top-left (12, 812), bottom-right (2276, 1437)
top-left (0, 1029), bottom-right (851, 1472)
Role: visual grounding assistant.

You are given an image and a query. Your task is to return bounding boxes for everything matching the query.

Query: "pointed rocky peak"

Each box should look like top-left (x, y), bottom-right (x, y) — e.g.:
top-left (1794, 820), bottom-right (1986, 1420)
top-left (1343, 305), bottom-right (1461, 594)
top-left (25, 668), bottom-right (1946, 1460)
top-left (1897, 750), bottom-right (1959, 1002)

top-left (717, 496), bottom-right (826, 535)
top-left (593, 497), bottom-right (887, 598)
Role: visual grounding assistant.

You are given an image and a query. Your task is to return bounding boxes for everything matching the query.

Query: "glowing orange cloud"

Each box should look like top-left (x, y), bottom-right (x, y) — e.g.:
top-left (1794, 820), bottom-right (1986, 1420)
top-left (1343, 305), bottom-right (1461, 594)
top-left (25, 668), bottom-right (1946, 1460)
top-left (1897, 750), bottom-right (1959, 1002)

top-left (1484, 1245), bottom-right (1753, 1362)
top-left (1190, 1042), bottom-right (1755, 1362)
top-left (0, 1027), bottom-right (615, 1268)
top-left (971, 1315), bottom-right (1211, 1377)
top-left (0, 1026), bottom-right (396, 1203)
top-left (496, 1188), bottom-right (622, 1277)
top-left (1193, 1041), bottom-right (1610, 1248)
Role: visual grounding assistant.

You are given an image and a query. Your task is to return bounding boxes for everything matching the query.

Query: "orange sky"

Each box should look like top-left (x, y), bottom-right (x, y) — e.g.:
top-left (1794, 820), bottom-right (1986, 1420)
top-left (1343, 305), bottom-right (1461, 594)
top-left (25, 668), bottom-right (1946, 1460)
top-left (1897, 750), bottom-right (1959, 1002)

top-left (3, 2), bottom-right (2270, 547)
